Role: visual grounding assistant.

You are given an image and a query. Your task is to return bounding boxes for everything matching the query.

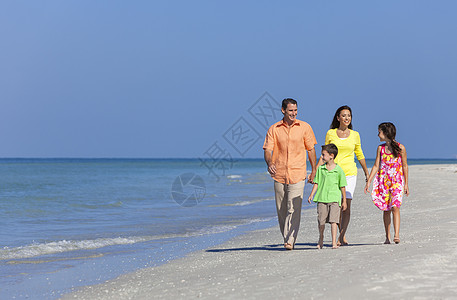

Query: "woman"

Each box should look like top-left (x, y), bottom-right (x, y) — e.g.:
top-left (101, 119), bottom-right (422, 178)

top-left (320, 105), bottom-right (369, 246)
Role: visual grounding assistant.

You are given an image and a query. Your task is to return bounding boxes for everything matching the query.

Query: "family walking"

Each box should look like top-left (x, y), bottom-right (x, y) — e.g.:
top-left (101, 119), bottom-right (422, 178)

top-left (263, 99), bottom-right (409, 250)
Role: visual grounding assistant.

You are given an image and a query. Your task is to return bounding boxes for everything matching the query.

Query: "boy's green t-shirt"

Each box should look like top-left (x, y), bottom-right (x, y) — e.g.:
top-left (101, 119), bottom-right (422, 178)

top-left (313, 164), bottom-right (347, 205)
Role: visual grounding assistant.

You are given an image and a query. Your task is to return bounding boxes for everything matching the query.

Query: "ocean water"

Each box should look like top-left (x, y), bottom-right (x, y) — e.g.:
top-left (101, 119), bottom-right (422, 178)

top-left (1, 158), bottom-right (455, 299)
top-left (0, 158), bottom-right (298, 299)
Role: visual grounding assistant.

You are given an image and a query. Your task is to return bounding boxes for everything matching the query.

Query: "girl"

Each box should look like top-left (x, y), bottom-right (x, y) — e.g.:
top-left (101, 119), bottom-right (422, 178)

top-left (364, 122), bottom-right (409, 244)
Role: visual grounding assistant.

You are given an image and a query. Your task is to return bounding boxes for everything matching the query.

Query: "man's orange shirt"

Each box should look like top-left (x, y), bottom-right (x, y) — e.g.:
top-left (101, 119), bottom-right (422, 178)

top-left (263, 119), bottom-right (317, 184)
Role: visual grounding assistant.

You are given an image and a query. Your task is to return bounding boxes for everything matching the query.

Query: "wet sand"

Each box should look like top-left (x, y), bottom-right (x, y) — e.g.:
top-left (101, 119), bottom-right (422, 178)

top-left (62, 164), bottom-right (457, 299)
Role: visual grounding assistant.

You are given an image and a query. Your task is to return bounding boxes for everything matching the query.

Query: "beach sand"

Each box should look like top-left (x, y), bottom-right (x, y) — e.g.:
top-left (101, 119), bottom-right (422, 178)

top-left (61, 164), bottom-right (457, 299)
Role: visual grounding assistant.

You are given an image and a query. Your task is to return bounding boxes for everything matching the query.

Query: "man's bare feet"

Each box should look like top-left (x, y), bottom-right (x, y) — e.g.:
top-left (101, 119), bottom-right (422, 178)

top-left (284, 243), bottom-right (293, 250)
top-left (332, 244), bottom-right (339, 249)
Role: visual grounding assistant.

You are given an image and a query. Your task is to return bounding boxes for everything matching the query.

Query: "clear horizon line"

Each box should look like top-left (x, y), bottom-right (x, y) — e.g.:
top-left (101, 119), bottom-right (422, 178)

top-left (0, 157), bottom-right (456, 160)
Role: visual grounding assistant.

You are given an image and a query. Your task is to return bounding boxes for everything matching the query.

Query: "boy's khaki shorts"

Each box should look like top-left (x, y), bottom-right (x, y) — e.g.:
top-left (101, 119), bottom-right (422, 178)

top-left (317, 202), bottom-right (341, 225)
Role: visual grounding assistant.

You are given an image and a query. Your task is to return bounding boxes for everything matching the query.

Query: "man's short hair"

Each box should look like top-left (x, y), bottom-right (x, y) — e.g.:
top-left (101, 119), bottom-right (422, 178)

top-left (322, 143), bottom-right (338, 158)
top-left (282, 98), bottom-right (297, 110)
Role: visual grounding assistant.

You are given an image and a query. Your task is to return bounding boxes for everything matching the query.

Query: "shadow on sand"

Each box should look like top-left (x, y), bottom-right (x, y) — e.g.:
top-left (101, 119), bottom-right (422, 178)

top-left (206, 242), bottom-right (380, 252)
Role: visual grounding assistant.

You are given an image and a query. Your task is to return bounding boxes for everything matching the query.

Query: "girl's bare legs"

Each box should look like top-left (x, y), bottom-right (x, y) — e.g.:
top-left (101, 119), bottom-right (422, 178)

top-left (392, 206), bottom-right (401, 243)
top-left (383, 210), bottom-right (391, 244)
top-left (338, 198), bottom-right (351, 245)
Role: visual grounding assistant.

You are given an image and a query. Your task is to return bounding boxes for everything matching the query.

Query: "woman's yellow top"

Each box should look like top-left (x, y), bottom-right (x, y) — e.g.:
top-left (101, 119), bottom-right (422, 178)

top-left (325, 129), bottom-right (365, 176)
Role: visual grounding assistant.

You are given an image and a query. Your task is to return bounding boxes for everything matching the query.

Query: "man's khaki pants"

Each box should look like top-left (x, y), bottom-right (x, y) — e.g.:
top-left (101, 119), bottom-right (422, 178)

top-left (274, 180), bottom-right (306, 246)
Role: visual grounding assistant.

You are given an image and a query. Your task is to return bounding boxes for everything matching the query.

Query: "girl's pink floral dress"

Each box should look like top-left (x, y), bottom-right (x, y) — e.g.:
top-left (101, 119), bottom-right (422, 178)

top-left (372, 144), bottom-right (404, 211)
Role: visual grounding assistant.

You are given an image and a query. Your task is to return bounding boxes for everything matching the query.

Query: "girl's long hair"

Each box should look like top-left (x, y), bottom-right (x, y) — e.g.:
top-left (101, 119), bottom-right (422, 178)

top-left (330, 105), bottom-right (353, 129)
top-left (378, 122), bottom-right (401, 157)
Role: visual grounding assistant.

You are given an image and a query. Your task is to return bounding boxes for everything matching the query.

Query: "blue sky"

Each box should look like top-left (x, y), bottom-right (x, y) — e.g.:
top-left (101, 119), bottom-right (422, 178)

top-left (1, 1), bottom-right (456, 159)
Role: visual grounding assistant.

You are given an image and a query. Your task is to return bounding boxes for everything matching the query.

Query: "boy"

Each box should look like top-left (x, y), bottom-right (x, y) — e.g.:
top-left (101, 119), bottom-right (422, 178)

top-left (308, 144), bottom-right (347, 249)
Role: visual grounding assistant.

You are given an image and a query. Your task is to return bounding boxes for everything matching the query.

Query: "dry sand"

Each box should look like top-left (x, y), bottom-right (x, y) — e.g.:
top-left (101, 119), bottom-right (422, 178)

top-left (62, 164), bottom-right (457, 299)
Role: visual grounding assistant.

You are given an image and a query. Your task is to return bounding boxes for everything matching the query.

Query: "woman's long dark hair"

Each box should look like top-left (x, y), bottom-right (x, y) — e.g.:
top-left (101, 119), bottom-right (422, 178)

top-left (330, 105), bottom-right (353, 129)
top-left (379, 122), bottom-right (401, 157)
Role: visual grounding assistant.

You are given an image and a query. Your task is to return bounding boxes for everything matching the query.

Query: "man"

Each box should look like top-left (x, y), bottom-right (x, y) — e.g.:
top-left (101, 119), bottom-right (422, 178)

top-left (263, 98), bottom-right (317, 250)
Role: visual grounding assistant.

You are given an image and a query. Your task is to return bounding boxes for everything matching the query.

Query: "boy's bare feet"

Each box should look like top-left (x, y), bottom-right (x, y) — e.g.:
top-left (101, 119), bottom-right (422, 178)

top-left (317, 238), bottom-right (323, 249)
